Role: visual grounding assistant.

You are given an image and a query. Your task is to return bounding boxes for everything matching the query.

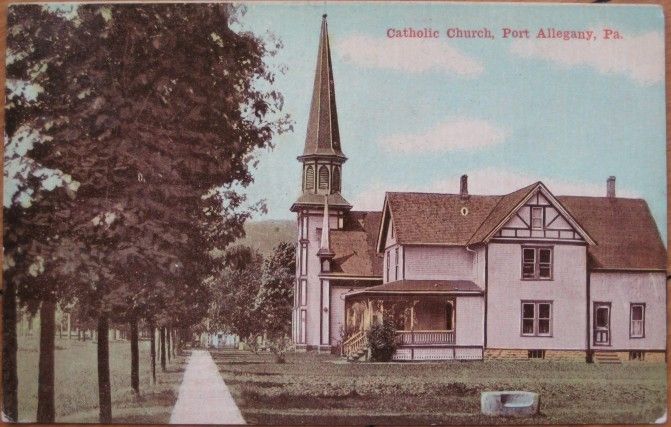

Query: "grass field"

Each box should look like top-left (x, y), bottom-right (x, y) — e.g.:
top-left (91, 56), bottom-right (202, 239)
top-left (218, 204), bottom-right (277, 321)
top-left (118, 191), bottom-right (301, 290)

top-left (16, 334), bottom-right (186, 423)
top-left (211, 349), bottom-right (667, 425)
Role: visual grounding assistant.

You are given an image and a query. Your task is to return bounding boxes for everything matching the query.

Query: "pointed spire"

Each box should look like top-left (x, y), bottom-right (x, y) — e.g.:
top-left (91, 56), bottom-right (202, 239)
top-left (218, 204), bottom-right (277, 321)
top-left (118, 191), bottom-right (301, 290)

top-left (317, 195), bottom-right (335, 257)
top-left (301, 14), bottom-right (345, 159)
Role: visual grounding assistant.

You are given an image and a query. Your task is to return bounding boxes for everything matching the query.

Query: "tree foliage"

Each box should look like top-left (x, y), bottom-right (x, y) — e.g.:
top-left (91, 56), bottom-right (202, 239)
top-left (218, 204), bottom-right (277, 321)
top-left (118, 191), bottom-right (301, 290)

top-left (254, 242), bottom-right (296, 338)
top-left (366, 318), bottom-right (398, 362)
top-left (4, 3), bottom-right (291, 421)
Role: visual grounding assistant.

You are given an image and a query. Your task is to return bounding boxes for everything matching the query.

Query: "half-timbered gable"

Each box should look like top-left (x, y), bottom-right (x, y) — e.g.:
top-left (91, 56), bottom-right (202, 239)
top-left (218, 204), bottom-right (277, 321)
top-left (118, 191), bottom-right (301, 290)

top-left (484, 183), bottom-right (594, 245)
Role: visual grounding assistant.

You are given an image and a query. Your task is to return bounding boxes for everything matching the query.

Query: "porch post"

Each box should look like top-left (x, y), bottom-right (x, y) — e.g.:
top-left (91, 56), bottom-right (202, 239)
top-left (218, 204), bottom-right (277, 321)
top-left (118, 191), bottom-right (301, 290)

top-left (410, 302), bottom-right (415, 344)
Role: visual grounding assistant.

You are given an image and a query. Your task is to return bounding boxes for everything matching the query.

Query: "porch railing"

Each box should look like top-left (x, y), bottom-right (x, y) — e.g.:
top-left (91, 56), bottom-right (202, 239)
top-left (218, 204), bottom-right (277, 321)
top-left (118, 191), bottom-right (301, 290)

top-left (395, 330), bottom-right (455, 345)
top-left (342, 330), bottom-right (367, 356)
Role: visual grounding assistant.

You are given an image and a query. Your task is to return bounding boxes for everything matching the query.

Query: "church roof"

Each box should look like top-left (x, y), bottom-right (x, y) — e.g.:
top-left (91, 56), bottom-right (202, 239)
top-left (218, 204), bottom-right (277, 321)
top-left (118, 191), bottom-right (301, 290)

top-left (301, 15), bottom-right (345, 159)
top-left (290, 192), bottom-right (352, 211)
top-left (328, 211), bottom-right (383, 277)
top-left (377, 184), bottom-right (664, 271)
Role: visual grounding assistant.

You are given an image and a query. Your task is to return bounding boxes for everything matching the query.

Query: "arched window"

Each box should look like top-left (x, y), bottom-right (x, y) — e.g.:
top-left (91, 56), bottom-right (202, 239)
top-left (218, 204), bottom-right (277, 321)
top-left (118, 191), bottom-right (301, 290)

top-left (332, 166), bottom-right (341, 192)
top-left (318, 165), bottom-right (329, 190)
top-left (304, 166), bottom-right (314, 190)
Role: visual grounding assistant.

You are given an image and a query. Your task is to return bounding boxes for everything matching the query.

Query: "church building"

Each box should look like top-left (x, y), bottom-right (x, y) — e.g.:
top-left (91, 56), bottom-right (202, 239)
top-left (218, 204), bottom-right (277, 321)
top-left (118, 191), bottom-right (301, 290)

top-left (291, 16), bottom-right (667, 363)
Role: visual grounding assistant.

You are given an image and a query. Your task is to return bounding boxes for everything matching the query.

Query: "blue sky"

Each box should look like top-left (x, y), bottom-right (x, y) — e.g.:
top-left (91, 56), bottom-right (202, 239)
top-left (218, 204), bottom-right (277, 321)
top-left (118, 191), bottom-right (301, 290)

top-left (237, 2), bottom-right (666, 240)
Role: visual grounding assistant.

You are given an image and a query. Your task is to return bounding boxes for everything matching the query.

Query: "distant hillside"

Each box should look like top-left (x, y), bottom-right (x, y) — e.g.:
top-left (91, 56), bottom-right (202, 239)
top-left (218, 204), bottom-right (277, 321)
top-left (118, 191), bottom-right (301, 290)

top-left (234, 219), bottom-right (296, 258)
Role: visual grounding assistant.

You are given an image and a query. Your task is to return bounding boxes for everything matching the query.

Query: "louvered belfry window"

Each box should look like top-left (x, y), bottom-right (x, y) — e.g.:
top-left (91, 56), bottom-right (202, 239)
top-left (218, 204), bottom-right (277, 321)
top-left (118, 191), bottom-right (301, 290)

top-left (305, 166), bottom-right (315, 190)
top-left (332, 166), bottom-right (341, 192)
top-left (318, 165), bottom-right (329, 190)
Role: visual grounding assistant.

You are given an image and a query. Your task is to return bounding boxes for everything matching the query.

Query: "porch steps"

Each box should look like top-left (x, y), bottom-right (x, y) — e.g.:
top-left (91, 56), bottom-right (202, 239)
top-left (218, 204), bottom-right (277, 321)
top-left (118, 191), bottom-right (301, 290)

top-left (594, 351), bottom-right (622, 365)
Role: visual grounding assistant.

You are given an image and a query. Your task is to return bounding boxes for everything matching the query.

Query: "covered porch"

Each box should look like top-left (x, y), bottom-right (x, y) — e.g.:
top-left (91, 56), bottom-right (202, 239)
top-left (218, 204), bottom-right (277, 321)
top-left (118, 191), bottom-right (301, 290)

top-left (342, 280), bottom-right (484, 361)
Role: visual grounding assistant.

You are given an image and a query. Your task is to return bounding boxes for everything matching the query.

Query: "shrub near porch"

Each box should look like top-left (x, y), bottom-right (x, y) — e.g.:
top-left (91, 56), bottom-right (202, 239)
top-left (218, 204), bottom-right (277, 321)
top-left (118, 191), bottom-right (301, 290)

top-left (211, 349), bottom-right (666, 425)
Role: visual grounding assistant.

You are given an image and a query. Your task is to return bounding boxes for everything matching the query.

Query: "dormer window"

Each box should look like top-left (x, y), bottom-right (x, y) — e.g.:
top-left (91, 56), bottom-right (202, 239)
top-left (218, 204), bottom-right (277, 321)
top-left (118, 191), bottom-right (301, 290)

top-left (531, 207), bottom-right (543, 229)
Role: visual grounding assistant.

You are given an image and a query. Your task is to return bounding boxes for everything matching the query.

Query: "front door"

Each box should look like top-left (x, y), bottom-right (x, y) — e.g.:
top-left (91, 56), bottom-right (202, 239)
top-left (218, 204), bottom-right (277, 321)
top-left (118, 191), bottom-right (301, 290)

top-left (593, 302), bottom-right (611, 346)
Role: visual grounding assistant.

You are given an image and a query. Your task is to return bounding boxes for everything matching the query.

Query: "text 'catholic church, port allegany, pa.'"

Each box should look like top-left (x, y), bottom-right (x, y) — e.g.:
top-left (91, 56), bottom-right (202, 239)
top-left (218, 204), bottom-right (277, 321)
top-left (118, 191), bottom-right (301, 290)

top-left (290, 15), bottom-right (667, 363)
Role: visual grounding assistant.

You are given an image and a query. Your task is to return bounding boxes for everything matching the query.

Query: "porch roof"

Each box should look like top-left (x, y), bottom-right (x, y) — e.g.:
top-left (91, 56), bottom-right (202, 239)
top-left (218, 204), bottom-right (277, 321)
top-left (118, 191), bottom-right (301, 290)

top-left (345, 279), bottom-right (483, 297)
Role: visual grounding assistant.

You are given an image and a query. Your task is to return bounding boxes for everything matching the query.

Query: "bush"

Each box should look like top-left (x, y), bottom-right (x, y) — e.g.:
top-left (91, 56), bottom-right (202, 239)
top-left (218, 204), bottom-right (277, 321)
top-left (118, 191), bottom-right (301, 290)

top-left (366, 318), bottom-right (397, 362)
top-left (267, 335), bottom-right (292, 364)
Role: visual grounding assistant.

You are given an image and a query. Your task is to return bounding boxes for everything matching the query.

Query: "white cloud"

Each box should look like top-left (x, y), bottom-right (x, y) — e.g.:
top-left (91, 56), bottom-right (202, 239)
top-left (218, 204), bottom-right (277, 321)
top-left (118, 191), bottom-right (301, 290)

top-left (381, 117), bottom-right (507, 153)
top-left (335, 34), bottom-right (484, 77)
top-left (510, 30), bottom-right (664, 85)
top-left (350, 167), bottom-right (638, 211)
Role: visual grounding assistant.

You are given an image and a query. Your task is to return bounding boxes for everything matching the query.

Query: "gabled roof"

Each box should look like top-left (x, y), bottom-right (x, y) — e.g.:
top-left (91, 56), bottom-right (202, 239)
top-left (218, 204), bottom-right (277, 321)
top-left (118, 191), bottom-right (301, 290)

top-left (301, 15), bottom-right (345, 160)
top-left (467, 182), bottom-right (538, 244)
top-left (378, 182), bottom-right (596, 250)
top-left (558, 196), bottom-right (666, 270)
top-left (328, 211), bottom-right (383, 277)
top-left (378, 192), bottom-right (501, 250)
top-left (346, 280), bottom-right (483, 297)
top-left (468, 182), bottom-right (595, 245)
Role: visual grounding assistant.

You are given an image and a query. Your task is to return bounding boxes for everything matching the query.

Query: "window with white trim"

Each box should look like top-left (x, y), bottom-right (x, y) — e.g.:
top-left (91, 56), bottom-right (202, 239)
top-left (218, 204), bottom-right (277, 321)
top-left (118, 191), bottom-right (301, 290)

top-left (531, 207), bottom-right (543, 229)
top-left (394, 248), bottom-right (399, 281)
top-left (521, 301), bottom-right (552, 336)
top-left (522, 247), bottom-right (553, 280)
top-left (385, 251), bottom-right (390, 282)
top-left (630, 303), bottom-right (645, 338)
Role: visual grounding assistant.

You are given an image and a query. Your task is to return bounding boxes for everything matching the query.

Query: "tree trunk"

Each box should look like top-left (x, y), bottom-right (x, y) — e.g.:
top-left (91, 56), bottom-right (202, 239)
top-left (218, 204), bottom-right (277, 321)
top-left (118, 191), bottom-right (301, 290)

top-left (97, 315), bottom-right (112, 423)
top-left (160, 327), bottom-right (166, 371)
top-left (37, 300), bottom-right (56, 423)
top-left (172, 329), bottom-right (176, 358)
top-left (149, 322), bottom-right (156, 385)
top-left (166, 327), bottom-right (171, 363)
top-left (67, 313), bottom-right (71, 339)
top-left (2, 278), bottom-right (18, 422)
top-left (130, 319), bottom-right (139, 394)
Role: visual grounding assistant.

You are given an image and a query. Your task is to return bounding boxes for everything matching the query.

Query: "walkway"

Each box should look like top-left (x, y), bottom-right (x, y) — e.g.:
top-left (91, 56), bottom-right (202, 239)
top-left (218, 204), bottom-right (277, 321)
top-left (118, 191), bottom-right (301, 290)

top-left (170, 350), bottom-right (246, 424)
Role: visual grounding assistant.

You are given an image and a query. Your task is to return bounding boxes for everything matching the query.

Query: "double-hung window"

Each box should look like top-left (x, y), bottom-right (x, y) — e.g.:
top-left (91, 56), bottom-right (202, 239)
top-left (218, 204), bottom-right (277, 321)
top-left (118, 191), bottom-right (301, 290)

top-left (394, 248), bottom-right (399, 281)
top-left (522, 247), bottom-right (553, 280)
top-left (386, 251), bottom-right (390, 282)
top-left (531, 207), bottom-right (543, 229)
top-left (521, 301), bottom-right (552, 336)
top-left (630, 303), bottom-right (645, 338)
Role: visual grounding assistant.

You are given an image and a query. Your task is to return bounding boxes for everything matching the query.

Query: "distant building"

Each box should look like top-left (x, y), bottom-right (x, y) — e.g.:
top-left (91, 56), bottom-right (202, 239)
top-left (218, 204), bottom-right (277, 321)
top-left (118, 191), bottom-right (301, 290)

top-left (291, 15), bottom-right (666, 363)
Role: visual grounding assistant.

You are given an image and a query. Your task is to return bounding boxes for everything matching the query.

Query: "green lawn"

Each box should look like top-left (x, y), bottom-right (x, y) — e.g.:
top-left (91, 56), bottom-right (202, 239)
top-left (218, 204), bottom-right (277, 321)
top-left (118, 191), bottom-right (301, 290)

top-left (16, 334), bottom-right (186, 423)
top-left (211, 349), bottom-right (667, 425)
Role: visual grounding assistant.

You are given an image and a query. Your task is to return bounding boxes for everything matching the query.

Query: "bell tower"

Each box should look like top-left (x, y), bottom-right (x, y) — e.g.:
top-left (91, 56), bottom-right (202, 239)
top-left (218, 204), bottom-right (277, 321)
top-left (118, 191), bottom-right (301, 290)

top-left (291, 14), bottom-right (350, 210)
top-left (291, 15), bottom-right (350, 350)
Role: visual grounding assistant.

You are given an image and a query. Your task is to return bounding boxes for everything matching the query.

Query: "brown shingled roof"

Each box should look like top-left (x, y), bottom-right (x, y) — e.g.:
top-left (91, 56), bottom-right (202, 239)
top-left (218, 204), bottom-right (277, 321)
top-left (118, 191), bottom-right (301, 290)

top-left (386, 192), bottom-right (502, 245)
top-left (329, 211), bottom-right (383, 277)
top-left (379, 184), bottom-right (662, 271)
top-left (559, 196), bottom-right (666, 270)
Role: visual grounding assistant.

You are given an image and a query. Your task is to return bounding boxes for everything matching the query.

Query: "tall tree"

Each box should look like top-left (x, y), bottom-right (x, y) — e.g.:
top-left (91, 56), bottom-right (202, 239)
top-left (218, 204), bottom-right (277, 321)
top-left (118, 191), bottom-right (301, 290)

top-left (7, 3), bottom-right (290, 421)
top-left (254, 242), bottom-right (296, 338)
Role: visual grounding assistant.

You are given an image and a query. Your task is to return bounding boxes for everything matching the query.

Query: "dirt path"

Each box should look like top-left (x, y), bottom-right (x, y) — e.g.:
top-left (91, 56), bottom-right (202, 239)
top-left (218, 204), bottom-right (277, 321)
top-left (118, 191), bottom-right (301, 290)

top-left (169, 350), bottom-right (245, 424)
